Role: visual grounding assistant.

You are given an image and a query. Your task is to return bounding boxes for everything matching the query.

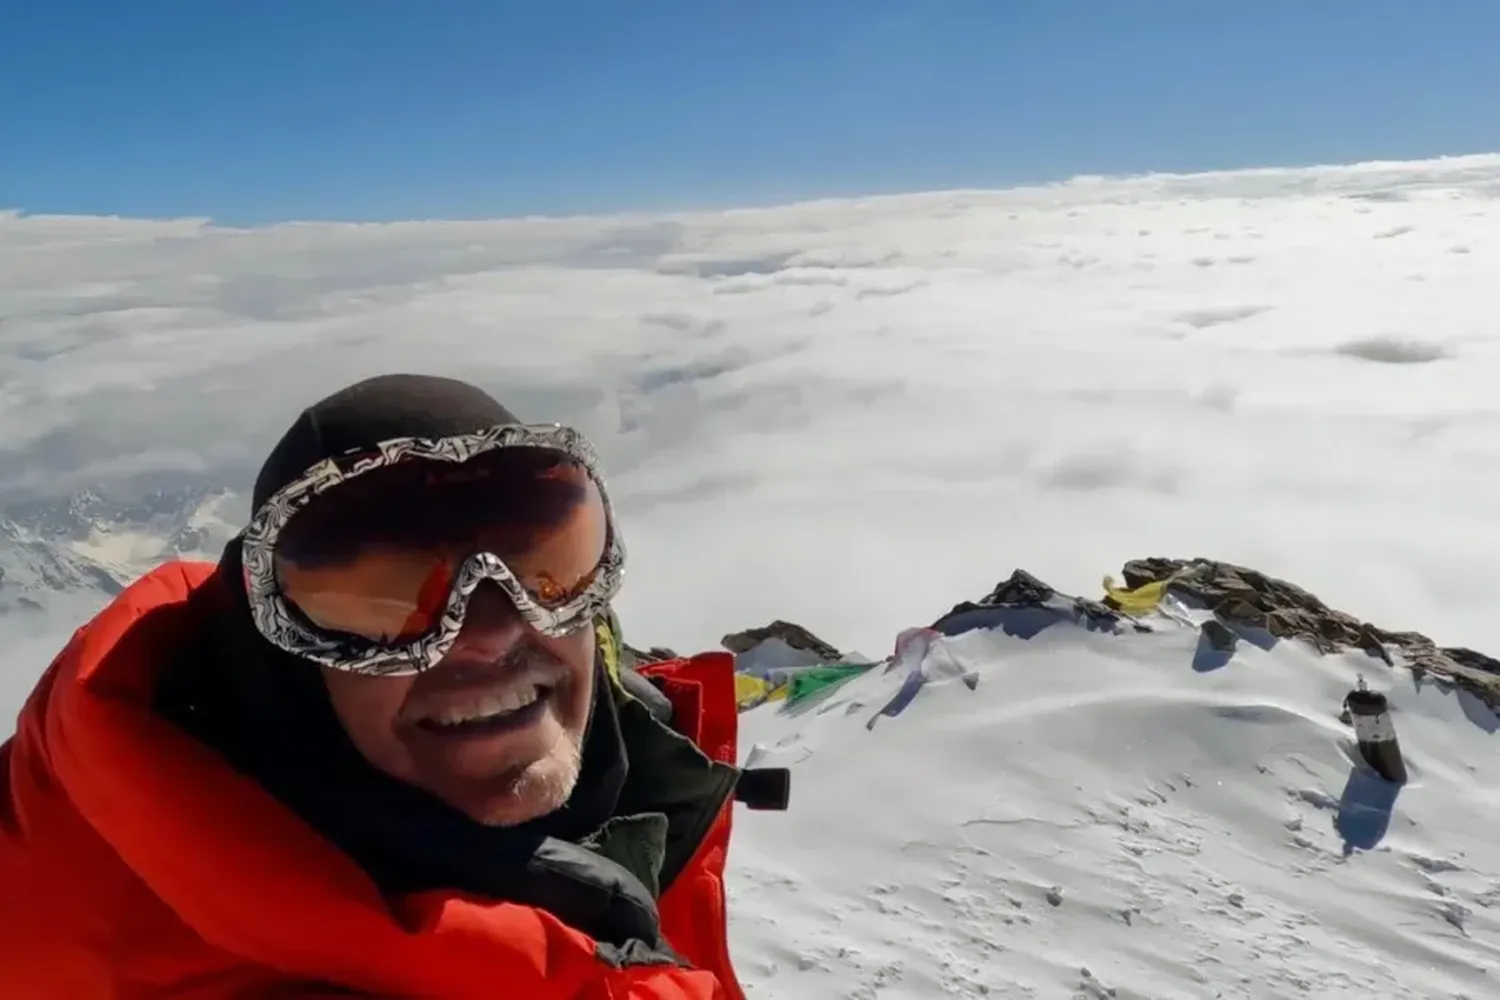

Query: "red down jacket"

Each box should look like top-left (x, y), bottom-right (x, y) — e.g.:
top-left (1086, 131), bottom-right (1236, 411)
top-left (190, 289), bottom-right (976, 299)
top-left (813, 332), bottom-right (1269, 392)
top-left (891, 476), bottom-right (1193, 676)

top-left (0, 561), bottom-right (749, 999)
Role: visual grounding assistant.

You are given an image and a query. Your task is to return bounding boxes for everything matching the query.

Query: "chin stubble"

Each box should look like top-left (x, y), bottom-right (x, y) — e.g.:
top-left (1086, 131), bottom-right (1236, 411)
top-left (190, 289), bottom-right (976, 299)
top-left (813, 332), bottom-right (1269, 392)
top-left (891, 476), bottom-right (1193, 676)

top-left (486, 724), bottom-right (585, 827)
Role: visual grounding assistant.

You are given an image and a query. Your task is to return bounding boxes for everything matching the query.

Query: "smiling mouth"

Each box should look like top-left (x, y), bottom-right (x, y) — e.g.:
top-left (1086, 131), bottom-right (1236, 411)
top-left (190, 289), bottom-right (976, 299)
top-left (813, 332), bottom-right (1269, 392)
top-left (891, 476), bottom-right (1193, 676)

top-left (416, 684), bottom-right (554, 737)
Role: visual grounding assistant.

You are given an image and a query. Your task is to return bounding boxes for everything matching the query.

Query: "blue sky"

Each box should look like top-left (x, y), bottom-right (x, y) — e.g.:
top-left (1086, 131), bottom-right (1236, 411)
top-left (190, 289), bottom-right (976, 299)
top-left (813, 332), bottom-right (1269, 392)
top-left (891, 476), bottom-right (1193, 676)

top-left (4, 0), bottom-right (1499, 224)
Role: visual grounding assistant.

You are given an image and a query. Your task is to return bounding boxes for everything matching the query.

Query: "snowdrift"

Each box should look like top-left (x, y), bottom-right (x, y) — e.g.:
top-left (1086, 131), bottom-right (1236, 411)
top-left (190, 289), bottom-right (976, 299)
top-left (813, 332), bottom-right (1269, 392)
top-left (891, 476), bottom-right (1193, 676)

top-left (708, 560), bottom-right (1500, 1000)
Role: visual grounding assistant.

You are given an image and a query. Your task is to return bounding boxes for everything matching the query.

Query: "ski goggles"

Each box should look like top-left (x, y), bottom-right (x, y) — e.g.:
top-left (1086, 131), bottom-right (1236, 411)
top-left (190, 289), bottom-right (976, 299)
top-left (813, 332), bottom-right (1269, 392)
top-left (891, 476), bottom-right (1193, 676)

top-left (241, 424), bottom-right (625, 676)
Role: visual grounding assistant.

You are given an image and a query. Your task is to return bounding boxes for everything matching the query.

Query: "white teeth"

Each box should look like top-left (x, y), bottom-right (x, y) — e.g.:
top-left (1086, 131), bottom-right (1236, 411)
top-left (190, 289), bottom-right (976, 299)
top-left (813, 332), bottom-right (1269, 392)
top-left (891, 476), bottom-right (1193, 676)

top-left (428, 686), bottom-right (542, 727)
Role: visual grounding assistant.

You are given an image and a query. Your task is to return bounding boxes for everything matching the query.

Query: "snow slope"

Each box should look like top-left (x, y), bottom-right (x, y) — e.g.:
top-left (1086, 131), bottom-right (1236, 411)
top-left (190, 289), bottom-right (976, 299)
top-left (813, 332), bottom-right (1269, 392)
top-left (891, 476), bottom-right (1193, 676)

top-left (727, 606), bottom-right (1500, 999)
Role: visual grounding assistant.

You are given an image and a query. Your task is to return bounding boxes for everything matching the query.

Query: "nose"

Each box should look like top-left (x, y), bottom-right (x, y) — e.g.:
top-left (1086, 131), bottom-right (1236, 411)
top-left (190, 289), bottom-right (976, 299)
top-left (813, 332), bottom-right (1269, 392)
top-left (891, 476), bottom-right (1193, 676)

top-left (442, 582), bottom-right (526, 664)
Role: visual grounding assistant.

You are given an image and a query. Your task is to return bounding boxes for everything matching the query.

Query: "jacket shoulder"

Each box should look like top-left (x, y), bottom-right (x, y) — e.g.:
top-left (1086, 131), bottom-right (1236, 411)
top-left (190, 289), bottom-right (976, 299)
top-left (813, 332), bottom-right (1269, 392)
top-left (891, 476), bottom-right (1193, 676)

top-left (625, 653), bottom-right (748, 1000)
top-left (0, 560), bottom-right (226, 996)
top-left (631, 652), bottom-right (739, 766)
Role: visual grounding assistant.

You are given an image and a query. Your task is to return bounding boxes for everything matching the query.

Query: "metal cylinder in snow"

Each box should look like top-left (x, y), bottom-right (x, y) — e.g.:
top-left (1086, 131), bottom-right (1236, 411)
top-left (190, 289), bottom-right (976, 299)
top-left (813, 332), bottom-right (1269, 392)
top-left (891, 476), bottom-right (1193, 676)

top-left (1345, 687), bottom-right (1408, 784)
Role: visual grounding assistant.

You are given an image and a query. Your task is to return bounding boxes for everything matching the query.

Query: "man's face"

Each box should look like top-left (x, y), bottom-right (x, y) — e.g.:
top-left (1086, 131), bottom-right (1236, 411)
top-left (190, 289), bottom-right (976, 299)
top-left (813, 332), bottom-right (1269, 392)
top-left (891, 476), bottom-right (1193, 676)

top-left (321, 582), bottom-right (596, 826)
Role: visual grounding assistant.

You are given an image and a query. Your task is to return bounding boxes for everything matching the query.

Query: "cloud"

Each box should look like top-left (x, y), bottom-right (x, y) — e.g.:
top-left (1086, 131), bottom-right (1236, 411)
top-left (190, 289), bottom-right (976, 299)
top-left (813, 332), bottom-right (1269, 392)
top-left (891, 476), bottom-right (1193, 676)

top-left (6, 153), bottom-right (1500, 670)
top-left (1333, 335), bottom-right (1450, 364)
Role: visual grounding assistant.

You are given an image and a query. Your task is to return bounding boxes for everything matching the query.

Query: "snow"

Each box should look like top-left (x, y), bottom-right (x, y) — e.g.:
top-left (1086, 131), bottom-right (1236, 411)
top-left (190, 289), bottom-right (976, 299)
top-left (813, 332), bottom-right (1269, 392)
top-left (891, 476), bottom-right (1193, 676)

top-left (7, 153), bottom-right (1500, 996)
top-left (64, 489), bottom-right (235, 580)
top-left (729, 612), bottom-right (1500, 998)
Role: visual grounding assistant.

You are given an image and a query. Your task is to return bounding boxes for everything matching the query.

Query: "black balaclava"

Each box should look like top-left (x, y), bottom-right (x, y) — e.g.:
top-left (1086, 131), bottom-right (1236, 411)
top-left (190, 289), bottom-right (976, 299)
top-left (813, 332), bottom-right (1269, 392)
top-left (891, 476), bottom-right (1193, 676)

top-left (155, 373), bottom-right (628, 898)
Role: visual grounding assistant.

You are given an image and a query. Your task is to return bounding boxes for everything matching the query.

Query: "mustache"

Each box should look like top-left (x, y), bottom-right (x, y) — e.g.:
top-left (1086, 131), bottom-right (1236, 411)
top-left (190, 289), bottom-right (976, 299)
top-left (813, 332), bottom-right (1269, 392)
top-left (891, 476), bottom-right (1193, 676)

top-left (402, 640), bottom-right (570, 715)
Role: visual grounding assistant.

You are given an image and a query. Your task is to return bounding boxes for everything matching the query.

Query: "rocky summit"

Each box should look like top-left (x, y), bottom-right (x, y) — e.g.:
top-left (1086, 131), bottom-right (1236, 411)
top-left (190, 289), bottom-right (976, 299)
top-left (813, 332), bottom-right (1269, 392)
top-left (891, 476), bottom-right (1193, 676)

top-left (630, 558), bottom-right (1500, 718)
top-left (719, 620), bottom-right (844, 662)
top-left (1118, 557), bottom-right (1500, 708)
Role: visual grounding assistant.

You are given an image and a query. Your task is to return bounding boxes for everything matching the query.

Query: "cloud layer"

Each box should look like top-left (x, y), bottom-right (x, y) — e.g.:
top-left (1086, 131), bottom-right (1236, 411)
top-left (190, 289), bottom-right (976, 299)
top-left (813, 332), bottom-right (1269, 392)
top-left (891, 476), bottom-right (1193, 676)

top-left (6, 154), bottom-right (1500, 658)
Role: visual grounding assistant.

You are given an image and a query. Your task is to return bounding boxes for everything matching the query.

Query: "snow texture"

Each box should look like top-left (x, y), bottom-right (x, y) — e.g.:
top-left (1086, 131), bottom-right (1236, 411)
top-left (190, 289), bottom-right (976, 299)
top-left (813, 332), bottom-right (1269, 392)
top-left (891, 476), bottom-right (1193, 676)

top-left (729, 613), bottom-right (1500, 999)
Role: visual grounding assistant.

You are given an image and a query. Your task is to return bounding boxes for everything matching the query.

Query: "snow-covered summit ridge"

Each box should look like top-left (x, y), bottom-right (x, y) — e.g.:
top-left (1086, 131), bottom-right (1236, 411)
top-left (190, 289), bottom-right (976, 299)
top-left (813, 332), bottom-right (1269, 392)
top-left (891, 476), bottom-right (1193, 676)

top-left (686, 560), bottom-right (1500, 715)
top-left (726, 566), bottom-right (1500, 999)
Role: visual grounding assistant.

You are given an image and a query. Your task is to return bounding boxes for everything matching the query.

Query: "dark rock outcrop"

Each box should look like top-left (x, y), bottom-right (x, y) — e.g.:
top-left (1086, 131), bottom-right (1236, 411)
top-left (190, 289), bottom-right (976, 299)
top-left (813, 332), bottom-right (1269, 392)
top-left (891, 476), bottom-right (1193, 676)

top-left (720, 620), bottom-right (843, 663)
top-left (932, 568), bottom-right (1140, 636)
top-left (1118, 557), bottom-right (1500, 706)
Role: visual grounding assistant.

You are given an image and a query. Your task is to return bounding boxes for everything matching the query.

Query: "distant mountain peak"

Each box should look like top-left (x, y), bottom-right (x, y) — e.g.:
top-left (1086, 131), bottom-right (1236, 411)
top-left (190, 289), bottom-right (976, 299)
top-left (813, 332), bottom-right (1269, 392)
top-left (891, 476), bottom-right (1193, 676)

top-left (0, 487), bottom-right (241, 616)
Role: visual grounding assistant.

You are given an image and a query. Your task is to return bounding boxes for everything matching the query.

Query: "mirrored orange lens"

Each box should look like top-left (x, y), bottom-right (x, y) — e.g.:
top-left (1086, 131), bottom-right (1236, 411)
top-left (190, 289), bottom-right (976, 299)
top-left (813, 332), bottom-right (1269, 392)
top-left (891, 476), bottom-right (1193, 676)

top-left (272, 447), bottom-right (608, 643)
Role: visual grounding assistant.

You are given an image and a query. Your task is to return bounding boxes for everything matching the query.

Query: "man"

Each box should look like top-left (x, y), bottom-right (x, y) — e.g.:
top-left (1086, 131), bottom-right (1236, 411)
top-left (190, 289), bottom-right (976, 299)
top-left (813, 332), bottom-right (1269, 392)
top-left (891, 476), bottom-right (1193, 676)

top-left (0, 374), bottom-right (788, 998)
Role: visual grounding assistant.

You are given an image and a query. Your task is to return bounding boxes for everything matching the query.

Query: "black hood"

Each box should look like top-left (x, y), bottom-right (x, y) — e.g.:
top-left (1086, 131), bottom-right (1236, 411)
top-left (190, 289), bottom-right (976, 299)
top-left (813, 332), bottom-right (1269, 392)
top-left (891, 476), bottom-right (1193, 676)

top-left (253, 373), bottom-right (519, 511)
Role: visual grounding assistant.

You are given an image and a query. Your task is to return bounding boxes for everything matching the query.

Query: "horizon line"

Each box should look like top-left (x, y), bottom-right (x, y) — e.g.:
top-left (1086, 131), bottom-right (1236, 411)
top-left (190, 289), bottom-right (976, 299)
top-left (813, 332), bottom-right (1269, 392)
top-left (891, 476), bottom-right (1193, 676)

top-left (6, 148), bottom-right (1500, 231)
